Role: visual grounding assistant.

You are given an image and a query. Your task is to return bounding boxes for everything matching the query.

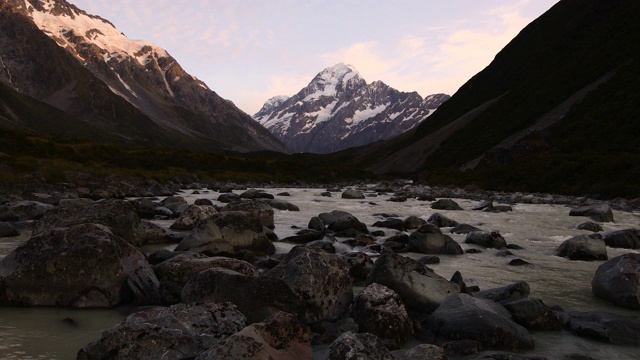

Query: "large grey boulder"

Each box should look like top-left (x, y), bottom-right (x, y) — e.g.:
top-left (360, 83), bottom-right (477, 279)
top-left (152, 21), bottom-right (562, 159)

top-left (0, 200), bottom-right (55, 221)
top-left (427, 294), bottom-right (534, 351)
top-left (569, 203), bottom-right (614, 222)
top-left (77, 301), bottom-right (246, 360)
top-left (181, 268), bottom-right (304, 324)
top-left (365, 250), bottom-right (459, 313)
top-left (602, 229), bottom-right (640, 249)
top-left (325, 332), bottom-right (394, 360)
top-left (0, 224), bottom-right (158, 308)
top-left (350, 283), bottom-right (413, 350)
top-left (175, 211), bottom-right (275, 256)
top-left (465, 231), bottom-right (507, 249)
top-left (266, 246), bottom-right (353, 323)
top-left (154, 254), bottom-right (258, 304)
top-left (592, 253), bottom-right (640, 309)
top-left (407, 230), bottom-right (463, 255)
top-left (561, 311), bottom-right (640, 345)
top-left (196, 312), bottom-right (312, 360)
top-left (32, 199), bottom-right (146, 246)
top-left (556, 234), bottom-right (607, 261)
top-left (170, 204), bottom-right (217, 230)
top-left (222, 200), bottom-right (274, 229)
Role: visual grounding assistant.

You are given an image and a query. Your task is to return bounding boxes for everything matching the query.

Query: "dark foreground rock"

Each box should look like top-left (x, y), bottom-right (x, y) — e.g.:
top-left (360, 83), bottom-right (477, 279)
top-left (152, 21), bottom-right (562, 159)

top-left (350, 283), bottom-right (413, 350)
top-left (561, 311), bottom-right (640, 345)
top-left (77, 301), bottom-right (246, 360)
top-left (170, 204), bottom-right (217, 230)
top-left (592, 253), bottom-right (640, 309)
top-left (465, 231), bottom-right (507, 249)
top-left (501, 297), bottom-right (562, 331)
top-left (326, 332), bottom-right (394, 360)
top-left (407, 230), bottom-right (463, 255)
top-left (569, 204), bottom-right (614, 223)
top-left (474, 281), bottom-right (531, 303)
top-left (555, 234), bottom-right (607, 261)
top-left (0, 222), bottom-right (19, 237)
top-left (0, 224), bottom-right (158, 308)
top-left (427, 294), bottom-right (534, 351)
top-left (602, 229), bottom-right (640, 249)
top-left (196, 311), bottom-right (311, 360)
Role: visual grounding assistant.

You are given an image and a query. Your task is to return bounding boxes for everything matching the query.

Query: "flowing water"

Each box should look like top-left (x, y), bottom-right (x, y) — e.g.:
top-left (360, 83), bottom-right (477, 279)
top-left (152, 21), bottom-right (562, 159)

top-left (0, 187), bottom-right (639, 359)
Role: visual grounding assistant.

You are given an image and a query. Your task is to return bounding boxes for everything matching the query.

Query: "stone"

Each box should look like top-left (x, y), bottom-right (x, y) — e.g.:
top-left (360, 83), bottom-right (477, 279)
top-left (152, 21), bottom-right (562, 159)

top-left (431, 199), bottom-right (463, 210)
top-left (465, 231), bottom-right (507, 249)
top-left (602, 229), bottom-right (640, 249)
top-left (326, 332), bottom-right (394, 360)
top-left (365, 250), bottom-right (459, 313)
top-left (426, 213), bottom-right (459, 227)
top-left (266, 246), bottom-right (353, 323)
top-left (77, 301), bottom-right (246, 360)
top-left (350, 283), bottom-right (413, 350)
top-left (239, 188), bottom-right (274, 200)
top-left (328, 214), bottom-right (369, 235)
top-left (427, 293), bottom-right (534, 351)
top-left (474, 281), bottom-right (530, 303)
top-left (574, 221), bottom-right (603, 232)
top-left (0, 224), bottom-right (157, 308)
top-left (170, 204), bottom-right (218, 230)
top-left (308, 216), bottom-right (326, 231)
top-left (561, 311), bottom-right (640, 345)
top-left (407, 231), bottom-right (463, 255)
top-left (181, 268), bottom-right (304, 324)
top-left (175, 211), bottom-right (275, 256)
top-left (403, 215), bottom-right (426, 230)
top-left (311, 318), bottom-right (359, 346)
top-left (342, 188), bottom-right (365, 199)
top-left (592, 253), bottom-right (640, 309)
top-left (281, 229), bottom-right (326, 244)
top-left (451, 223), bottom-right (482, 234)
top-left (373, 218), bottom-right (405, 231)
top-left (196, 312), bottom-right (312, 360)
top-left (161, 196), bottom-right (187, 213)
top-left (0, 200), bottom-right (55, 221)
top-left (417, 255), bottom-right (441, 265)
top-left (569, 203), bottom-right (614, 222)
top-left (473, 200), bottom-right (494, 211)
top-left (501, 297), bottom-right (562, 330)
top-left (556, 234), bottom-right (607, 261)
top-left (217, 193), bottom-right (241, 203)
top-left (222, 200), bottom-right (275, 229)
top-left (342, 251), bottom-right (374, 281)
top-left (267, 199), bottom-right (300, 211)
top-left (391, 344), bottom-right (447, 360)
top-left (194, 198), bottom-right (214, 206)
top-left (0, 222), bottom-right (19, 237)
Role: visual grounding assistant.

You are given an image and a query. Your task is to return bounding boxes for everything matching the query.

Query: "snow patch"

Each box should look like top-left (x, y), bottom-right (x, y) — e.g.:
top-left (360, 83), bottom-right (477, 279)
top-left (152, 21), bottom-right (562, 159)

top-left (346, 103), bottom-right (388, 126)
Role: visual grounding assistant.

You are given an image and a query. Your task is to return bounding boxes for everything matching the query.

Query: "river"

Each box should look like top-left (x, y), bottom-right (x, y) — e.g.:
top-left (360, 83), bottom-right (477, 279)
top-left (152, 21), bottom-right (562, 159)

top-left (0, 187), bottom-right (638, 359)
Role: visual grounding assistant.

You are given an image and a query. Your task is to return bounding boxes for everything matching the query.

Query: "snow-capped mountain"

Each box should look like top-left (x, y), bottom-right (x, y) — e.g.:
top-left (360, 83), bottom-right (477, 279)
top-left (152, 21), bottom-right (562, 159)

top-left (0, 0), bottom-right (288, 153)
top-left (254, 63), bottom-right (449, 153)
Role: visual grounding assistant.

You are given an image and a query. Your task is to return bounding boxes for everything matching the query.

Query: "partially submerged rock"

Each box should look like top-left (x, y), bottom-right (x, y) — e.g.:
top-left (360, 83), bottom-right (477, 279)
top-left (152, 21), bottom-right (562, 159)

top-left (592, 253), bottom-right (640, 309)
top-left (556, 234), bottom-right (607, 261)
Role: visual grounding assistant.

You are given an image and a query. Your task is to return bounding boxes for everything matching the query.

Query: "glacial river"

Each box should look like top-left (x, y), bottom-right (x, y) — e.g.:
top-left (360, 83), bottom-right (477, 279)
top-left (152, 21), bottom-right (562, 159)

top-left (0, 187), bottom-right (638, 359)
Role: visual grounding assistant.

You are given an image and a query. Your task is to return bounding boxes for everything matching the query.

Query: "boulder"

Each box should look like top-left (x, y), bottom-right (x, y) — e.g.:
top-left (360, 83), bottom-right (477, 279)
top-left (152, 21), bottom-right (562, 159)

top-left (0, 224), bottom-right (157, 308)
top-left (501, 297), bottom-right (562, 330)
top-left (465, 231), bottom-right (507, 249)
top-left (574, 221), bottom-right (603, 232)
top-left (328, 214), bottom-right (369, 235)
top-left (170, 204), bottom-right (217, 230)
top-left (427, 294), bottom-right (534, 351)
top-left (175, 211), bottom-right (275, 256)
top-left (222, 200), bottom-right (274, 229)
top-left (592, 253), bottom-right (640, 309)
top-left (426, 213), bottom-right (459, 227)
top-left (196, 312), bottom-right (312, 360)
top-left (308, 216), bottom-right (326, 231)
top-left (561, 311), bottom-right (640, 345)
top-left (556, 234), bottom-right (607, 261)
top-left (161, 196), bottom-right (187, 214)
top-left (391, 344), bottom-right (447, 360)
top-left (239, 188), bottom-right (274, 200)
top-left (407, 231), bottom-right (463, 255)
top-left (77, 301), bottom-right (246, 359)
top-left (569, 204), bottom-right (614, 222)
top-left (326, 332), bottom-right (394, 360)
top-left (473, 200), bottom-right (494, 211)
top-left (350, 283), bottom-right (413, 350)
top-left (365, 250), bottom-right (459, 312)
top-left (32, 199), bottom-right (146, 246)
top-left (431, 199), bottom-right (463, 210)
top-left (318, 210), bottom-right (352, 226)
top-left (0, 200), bottom-right (55, 221)
top-left (266, 246), bottom-right (353, 323)
top-left (217, 193), bottom-right (241, 203)
top-left (474, 281), bottom-right (530, 303)
top-left (602, 229), bottom-right (640, 249)
top-left (403, 215), bottom-right (426, 230)
top-left (342, 251), bottom-right (374, 281)
top-left (267, 199), bottom-right (300, 211)
top-left (373, 218), bottom-right (405, 231)
top-left (451, 223), bottom-right (482, 234)
top-left (342, 189), bottom-right (365, 199)
top-left (194, 198), bottom-right (214, 206)
top-left (153, 254), bottom-right (258, 304)
top-left (0, 222), bottom-right (19, 237)
top-left (181, 268), bottom-right (304, 324)
top-left (140, 220), bottom-right (184, 244)
top-left (281, 229), bottom-right (326, 244)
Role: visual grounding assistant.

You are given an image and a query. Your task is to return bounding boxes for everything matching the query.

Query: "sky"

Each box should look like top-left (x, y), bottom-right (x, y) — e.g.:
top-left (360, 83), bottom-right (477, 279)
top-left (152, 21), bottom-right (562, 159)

top-left (70, 0), bottom-right (559, 115)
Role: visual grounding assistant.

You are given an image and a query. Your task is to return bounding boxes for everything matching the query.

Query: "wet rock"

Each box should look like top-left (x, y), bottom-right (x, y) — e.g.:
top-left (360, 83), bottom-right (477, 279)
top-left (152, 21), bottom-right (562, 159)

top-left (161, 196), bottom-right (187, 214)
top-left (312, 317), bottom-right (359, 345)
top-left (222, 200), bottom-right (274, 229)
top-left (407, 231), bottom-right (463, 255)
top-left (326, 332), bottom-right (394, 360)
top-left (181, 268), bottom-right (304, 324)
top-left (281, 229), bottom-right (326, 244)
top-left (170, 204), bottom-right (218, 231)
top-left (140, 220), bottom-right (184, 245)
top-left (0, 200), bottom-right (55, 221)
top-left (501, 297), bottom-right (562, 330)
top-left (175, 211), bottom-right (275, 256)
top-left (342, 188), bottom-right (365, 199)
top-left (217, 193), bottom-right (241, 203)
top-left (560, 311), bottom-right (640, 345)
top-left (384, 233), bottom-right (409, 244)
top-left (592, 253), bottom-right (640, 309)
top-left (343, 234), bottom-right (376, 247)
top-left (415, 223), bottom-right (442, 234)
top-left (373, 218), bottom-right (405, 231)
top-left (426, 213), bottom-right (459, 227)
top-left (451, 224), bottom-right (482, 234)
top-left (508, 259), bottom-right (532, 266)
top-left (308, 216), bottom-right (326, 231)
top-left (466, 248), bottom-right (483, 254)
top-left (391, 344), bottom-right (447, 360)
top-left (574, 221), bottom-right (603, 232)
top-left (194, 198), bottom-right (213, 206)
top-left (403, 215), bottom-right (426, 230)
top-left (473, 200), bottom-right (494, 211)
top-left (431, 199), bottom-right (463, 210)
top-left (351, 283), bottom-right (413, 349)
top-left (266, 246), bottom-right (353, 323)
top-left (342, 251), bottom-right (374, 281)
top-left (602, 229), bottom-right (640, 249)
top-left (388, 195), bottom-right (408, 202)
top-left (417, 255), bottom-right (441, 265)
top-left (154, 254), bottom-right (258, 304)
top-left (0, 222), bottom-right (19, 237)
top-left (77, 301), bottom-right (246, 360)
top-left (308, 239), bottom-right (336, 253)
top-left (267, 199), bottom-right (300, 211)
top-left (147, 249), bottom-right (185, 265)
top-left (556, 234), bottom-right (607, 261)
top-left (474, 281), bottom-right (530, 303)
top-left (196, 311), bottom-right (312, 360)
top-left (365, 250), bottom-right (459, 312)
top-left (239, 188), bottom-right (274, 200)
top-left (569, 204), bottom-right (614, 222)
top-left (427, 293), bottom-right (534, 351)
top-left (0, 224), bottom-right (156, 308)
top-left (328, 214), bottom-right (369, 235)
top-left (465, 231), bottom-right (507, 249)
top-left (33, 199), bottom-right (146, 246)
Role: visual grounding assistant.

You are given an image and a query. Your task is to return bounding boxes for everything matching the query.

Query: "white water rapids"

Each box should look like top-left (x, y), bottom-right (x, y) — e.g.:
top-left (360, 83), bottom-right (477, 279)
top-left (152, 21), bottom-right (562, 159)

top-left (0, 187), bottom-right (638, 359)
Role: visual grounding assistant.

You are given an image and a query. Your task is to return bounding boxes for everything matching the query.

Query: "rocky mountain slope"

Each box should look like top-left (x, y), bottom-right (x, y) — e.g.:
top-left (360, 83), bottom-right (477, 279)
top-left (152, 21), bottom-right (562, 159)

top-left (354, 0), bottom-right (640, 197)
top-left (0, 0), bottom-right (288, 153)
top-left (254, 63), bottom-right (449, 153)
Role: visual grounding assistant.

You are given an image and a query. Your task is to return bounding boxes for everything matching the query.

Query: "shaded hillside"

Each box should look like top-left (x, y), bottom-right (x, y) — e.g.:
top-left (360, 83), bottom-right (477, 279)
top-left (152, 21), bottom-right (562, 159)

top-left (358, 0), bottom-right (640, 198)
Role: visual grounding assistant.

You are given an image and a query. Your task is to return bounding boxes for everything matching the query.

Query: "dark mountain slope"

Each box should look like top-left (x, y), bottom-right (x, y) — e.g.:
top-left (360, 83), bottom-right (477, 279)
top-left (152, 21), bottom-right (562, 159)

top-left (358, 0), bottom-right (640, 197)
